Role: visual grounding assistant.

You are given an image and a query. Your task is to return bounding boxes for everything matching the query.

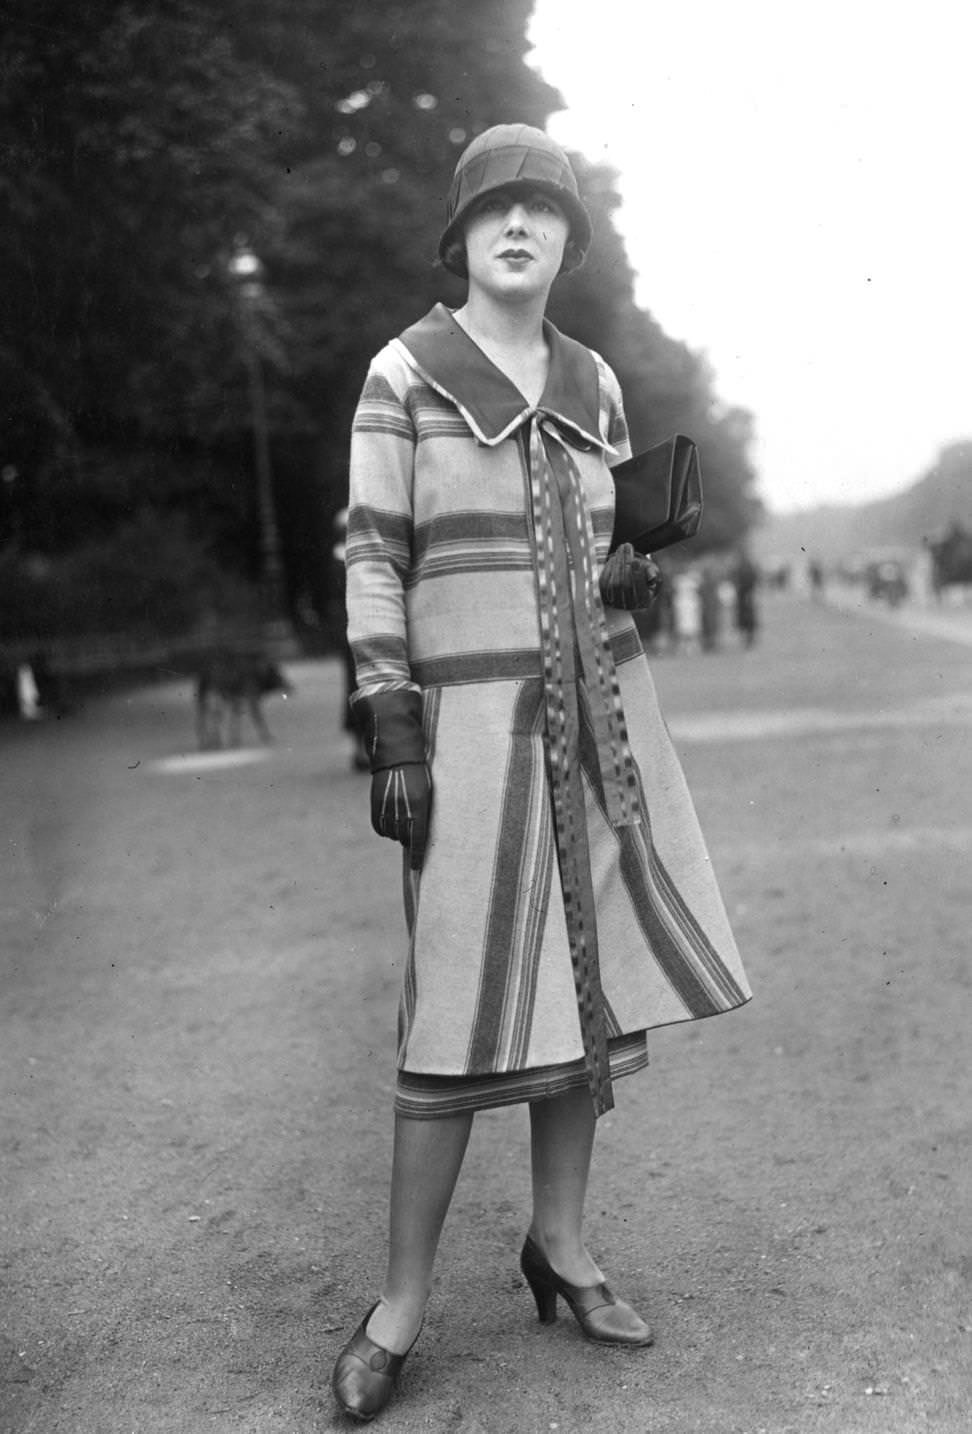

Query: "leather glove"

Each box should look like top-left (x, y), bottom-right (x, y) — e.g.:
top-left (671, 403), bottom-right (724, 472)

top-left (371, 764), bottom-right (432, 870)
top-left (599, 542), bottom-right (663, 611)
top-left (355, 689), bottom-right (432, 870)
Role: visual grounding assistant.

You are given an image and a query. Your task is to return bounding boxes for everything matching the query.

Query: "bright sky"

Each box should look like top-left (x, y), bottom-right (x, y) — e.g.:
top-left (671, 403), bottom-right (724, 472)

top-left (528, 0), bottom-right (971, 513)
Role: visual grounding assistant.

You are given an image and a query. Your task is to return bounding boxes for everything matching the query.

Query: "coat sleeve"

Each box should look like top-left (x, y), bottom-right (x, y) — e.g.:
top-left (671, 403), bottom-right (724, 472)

top-left (592, 353), bottom-right (633, 467)
top-left (345, 351), bottom-right (420, 703)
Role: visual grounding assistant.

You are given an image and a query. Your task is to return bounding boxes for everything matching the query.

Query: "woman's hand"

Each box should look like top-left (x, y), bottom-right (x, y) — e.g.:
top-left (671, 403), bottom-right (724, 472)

top-left (599, 543), bottom-right (663, 611)
top-left (354, 688), bottom-right (432, 870)
top-left (371, 763), bottom-right (433, 870)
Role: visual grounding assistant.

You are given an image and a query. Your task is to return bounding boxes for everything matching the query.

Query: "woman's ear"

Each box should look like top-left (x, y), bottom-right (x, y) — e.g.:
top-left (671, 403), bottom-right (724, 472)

top-left (442, 238), bottom-right (468, 277)
top-left (560, 238), bottom-right (585, 275)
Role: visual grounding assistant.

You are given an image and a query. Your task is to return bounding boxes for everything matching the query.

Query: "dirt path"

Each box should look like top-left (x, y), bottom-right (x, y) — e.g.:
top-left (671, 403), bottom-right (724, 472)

top-left (820, 584), bottom-right (972, 649)
top-left (2, 593), bottom-right (970, 1433)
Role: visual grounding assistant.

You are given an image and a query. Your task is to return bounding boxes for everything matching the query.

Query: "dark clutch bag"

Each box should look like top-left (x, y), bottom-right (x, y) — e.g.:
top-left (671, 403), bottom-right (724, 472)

top-left (610, 435), bottom-right (703, 554)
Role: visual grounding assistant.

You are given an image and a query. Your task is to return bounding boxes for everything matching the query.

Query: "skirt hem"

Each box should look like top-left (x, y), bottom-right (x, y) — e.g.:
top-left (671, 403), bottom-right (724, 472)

top-left (394, 1030), bottom-right (649, 1118)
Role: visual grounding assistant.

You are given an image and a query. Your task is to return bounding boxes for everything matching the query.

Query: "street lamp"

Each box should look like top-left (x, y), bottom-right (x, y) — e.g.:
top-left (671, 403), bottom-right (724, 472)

top-left (227, 243), bottom-right (294, 653)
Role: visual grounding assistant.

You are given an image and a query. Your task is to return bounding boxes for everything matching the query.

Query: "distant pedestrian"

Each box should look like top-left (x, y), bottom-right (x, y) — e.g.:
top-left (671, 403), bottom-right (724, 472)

top-left (699, 564), bottom-right (722, 652)
top-left (332, 124), bottom-right (751, 1422)
top-left (733, 552), bottom-right (760, 648)
top-left (16, 662), bottom-right (42, 720)
top-left (672, 569), bottom-right (702, 653)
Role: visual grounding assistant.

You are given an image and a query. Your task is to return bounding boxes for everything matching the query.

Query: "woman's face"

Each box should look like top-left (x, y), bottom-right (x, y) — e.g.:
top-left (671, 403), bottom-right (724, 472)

top-left (462, 187), bottom-right (570, 303)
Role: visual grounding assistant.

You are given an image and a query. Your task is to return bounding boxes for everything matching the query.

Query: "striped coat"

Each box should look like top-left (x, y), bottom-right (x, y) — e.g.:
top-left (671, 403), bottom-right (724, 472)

top-left (346, 304), bottom-right (750, 1113)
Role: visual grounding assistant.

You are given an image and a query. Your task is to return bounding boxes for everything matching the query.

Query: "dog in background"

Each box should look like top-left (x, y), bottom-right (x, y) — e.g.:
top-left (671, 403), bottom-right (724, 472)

top-left (195, 650), bottom-right (292, 749)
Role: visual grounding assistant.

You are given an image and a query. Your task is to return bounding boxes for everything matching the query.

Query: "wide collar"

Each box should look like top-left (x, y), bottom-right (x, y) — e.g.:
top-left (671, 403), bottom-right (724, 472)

top-left (392, 303), bottom-right (613, 453)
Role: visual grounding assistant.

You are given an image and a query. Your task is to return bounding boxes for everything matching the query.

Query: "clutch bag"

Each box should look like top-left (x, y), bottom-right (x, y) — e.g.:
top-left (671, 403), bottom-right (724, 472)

top-left (610, 434), bottom-right (703, 554)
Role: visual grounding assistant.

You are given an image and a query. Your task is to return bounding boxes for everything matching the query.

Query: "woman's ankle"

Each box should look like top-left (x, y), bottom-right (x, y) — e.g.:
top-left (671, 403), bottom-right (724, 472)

top-left (527, 1225), bottom-right (603, 1285)
top-left (364, 1290), bottom-right (428, 1355)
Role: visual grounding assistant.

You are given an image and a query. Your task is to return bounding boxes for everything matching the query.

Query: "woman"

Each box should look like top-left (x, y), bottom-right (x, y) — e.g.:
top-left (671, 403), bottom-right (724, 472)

top-left (333, 124), bottom-right (751, 1421)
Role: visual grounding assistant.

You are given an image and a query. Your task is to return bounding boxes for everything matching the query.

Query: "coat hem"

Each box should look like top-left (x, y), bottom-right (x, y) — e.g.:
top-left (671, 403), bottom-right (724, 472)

top-left (395, 1030), bottom-right (650, 1118)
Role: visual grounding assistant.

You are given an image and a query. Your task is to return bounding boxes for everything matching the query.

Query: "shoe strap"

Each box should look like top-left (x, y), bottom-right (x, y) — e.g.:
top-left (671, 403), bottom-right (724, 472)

top-left (349, 1319), bottom-right (408, 1377)
top-left (562, 1280), bottom-right (617, 1317)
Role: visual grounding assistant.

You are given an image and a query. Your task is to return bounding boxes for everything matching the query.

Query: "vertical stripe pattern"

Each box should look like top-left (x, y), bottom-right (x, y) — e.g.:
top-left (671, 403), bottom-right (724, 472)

top-left (467, 681), bottom-right (551, 1071)
top-left (347, 310), bottom-right (751, 1117)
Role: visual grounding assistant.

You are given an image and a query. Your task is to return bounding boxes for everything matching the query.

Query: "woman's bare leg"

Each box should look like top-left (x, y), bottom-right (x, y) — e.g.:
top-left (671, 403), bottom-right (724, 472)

top-left (528, 1086), bottom-right (603, 1285)
top-left (365, 1109), bottom-right (473, 1353)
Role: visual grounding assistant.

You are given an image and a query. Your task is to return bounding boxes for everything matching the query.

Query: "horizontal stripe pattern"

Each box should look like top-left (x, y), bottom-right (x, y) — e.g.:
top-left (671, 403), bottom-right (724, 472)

top-left (346, 505), bottom-right (412, 581)
top-left (589, 506), bottom-right (614, 542)
top-left (346, 340), bottom-right (629, 690)
top-left (413, 509), bottom-right (529, 555)
top-left (349, 633), bottom-right (413, 692)
top-left (346, 316), bottom-right (750, 1103)
top-left (410, 509), bottom-right (534, 586)
top-left (408, 627), bottom-right (645, 689)
top-left (395, 1031), bottom-right (650, 1119)
top-left (352, 370), bottom-right (418, 441)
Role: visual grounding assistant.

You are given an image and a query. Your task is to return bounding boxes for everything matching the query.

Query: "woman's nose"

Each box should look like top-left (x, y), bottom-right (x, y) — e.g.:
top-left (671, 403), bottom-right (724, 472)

top-left (504, 204), bottom-right (529, 232)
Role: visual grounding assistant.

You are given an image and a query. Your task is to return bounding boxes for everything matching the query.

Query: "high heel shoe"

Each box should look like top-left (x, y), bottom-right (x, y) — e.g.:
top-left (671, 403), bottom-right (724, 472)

top-left (331, 1302), bottom-right (421, 1422)
top-left (520, 1235), bottom-right (654, 1347)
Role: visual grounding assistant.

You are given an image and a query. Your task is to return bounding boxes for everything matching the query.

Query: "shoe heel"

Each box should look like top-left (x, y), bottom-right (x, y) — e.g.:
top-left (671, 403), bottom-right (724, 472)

top-left (524, 1269), bottom-right (558, 1323)
top-left (521, 1237), bottom-right (560, 1323)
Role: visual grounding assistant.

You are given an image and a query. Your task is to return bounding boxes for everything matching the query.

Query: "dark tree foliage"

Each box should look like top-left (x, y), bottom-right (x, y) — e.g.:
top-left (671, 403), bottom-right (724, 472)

top-left (0, 0), bottom-right (758, 629)
top-left (2, 3), bottom-right (296, 436)
top-left (254, 0), bottom-right (561, 471)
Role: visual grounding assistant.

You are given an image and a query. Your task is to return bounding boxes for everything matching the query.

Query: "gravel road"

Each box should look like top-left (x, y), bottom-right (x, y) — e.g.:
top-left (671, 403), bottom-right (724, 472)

top-left (2, 591), bottom-right (970, 1433)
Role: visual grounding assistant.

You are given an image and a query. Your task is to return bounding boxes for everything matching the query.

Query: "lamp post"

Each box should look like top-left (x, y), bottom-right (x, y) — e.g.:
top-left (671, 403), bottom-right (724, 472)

top-left (227, 245), bottom-right (294, 653)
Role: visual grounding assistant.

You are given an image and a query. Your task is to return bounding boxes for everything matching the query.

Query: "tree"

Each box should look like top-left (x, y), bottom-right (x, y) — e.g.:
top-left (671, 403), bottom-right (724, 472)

top-left (1, 0), bottom-right (761, 631)
top-left (0, 2), bottom-right (561, 539)
top-left (256, 1), bottom-right (562, 445)
top-left (1, 0), bottom-right (300, 547)
top-left (550, 155), bottom-right (762, 551)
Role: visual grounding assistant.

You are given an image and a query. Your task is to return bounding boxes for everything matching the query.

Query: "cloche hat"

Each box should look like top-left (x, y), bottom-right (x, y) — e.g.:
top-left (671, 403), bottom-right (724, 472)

top-left (438, 123), bottom-right (592, 278)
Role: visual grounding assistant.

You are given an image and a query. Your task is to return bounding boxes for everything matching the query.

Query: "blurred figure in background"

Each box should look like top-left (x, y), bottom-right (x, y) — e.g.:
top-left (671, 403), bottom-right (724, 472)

top-left (16, 660), bottom-right (43, 720)
top-left (672, 568), bottom-right (702, 654)
top-left (698, 564), bottom-right (722, 653)
top-left (13, 651), bottom-right (66, 720)
top-left (733, 551), bottom-right (760, 648)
